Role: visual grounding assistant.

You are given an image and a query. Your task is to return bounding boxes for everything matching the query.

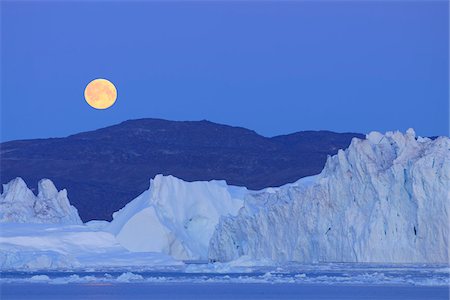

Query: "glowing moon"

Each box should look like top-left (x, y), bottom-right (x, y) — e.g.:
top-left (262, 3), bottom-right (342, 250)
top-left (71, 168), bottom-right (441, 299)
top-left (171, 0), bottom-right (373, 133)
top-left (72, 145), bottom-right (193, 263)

top-left (84, 78), bottom-right (117, 109)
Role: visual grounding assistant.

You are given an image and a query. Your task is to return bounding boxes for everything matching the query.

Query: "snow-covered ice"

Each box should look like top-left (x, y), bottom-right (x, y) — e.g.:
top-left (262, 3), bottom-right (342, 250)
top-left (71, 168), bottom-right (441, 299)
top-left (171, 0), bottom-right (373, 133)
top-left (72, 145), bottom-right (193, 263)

top-left (107, 174), bottom-right (246, 260)
top-left (209, 129), bottom-right (450, 263)
top-left (0, 178), bottom-right (82, 225)
top-left (0, 223), bottom-right (182, 270)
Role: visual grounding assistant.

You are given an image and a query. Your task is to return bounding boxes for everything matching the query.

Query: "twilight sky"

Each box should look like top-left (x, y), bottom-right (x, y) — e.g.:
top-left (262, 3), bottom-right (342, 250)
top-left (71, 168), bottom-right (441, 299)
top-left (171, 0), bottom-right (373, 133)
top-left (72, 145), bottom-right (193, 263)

top-left (1, 1), bottom-right (448, 142)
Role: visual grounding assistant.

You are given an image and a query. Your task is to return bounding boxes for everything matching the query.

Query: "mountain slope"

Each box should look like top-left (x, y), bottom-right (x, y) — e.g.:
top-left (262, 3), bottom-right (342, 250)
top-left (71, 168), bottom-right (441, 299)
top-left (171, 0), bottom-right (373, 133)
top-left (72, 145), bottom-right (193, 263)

top-left (0, 118), bottom-right (363, 221)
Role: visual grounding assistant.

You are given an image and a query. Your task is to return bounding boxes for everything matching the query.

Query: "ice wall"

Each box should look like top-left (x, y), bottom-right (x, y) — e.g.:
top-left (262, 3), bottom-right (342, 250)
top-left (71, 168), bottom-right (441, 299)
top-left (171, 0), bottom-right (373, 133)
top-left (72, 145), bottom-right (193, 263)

top-left (209, 130), bottom-right (450, 263)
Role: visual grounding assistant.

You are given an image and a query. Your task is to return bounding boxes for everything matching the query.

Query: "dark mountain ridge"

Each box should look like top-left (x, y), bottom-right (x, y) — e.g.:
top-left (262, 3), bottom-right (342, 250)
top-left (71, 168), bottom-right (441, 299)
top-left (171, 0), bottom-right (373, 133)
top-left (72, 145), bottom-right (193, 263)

top-left (0, 118), bottom-right (364, 221)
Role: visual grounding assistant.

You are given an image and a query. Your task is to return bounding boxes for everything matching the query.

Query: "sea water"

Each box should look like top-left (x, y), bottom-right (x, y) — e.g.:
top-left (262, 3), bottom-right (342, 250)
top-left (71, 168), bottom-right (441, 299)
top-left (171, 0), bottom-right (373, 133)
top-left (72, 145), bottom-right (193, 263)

top-left (1, 263), bottom-right (448, 300)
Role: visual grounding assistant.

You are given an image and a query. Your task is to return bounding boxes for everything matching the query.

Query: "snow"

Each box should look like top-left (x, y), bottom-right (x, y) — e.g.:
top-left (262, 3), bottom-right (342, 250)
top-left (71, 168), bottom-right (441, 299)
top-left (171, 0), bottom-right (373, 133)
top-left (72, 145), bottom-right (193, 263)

top-left (107, 175), bottom-right (246, 260)
top-left (209, 130), bottom-right (450, 263)
top-left (0, 178), bottom-right (82, 225)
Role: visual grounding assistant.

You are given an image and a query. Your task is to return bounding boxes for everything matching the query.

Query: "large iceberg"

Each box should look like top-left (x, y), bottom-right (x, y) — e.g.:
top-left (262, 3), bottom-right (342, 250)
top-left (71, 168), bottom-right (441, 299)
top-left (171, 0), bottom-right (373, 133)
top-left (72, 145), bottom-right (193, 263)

top-left (107, 175), bottom-right (246, 260)
top-left (209, 129), bottom-right (450, 263)
top-left (0, 178), bottom-right (82, 225)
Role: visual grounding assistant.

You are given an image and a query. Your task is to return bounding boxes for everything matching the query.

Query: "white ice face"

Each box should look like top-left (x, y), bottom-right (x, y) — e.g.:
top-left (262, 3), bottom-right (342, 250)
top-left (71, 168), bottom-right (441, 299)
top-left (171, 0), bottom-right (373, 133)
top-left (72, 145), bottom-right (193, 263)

top-left (209, 130), bottom-right (450, 263)
top-left (0, 178), bottom-right (82, 225)
top-left (107, 175), bottom-right (247, 260)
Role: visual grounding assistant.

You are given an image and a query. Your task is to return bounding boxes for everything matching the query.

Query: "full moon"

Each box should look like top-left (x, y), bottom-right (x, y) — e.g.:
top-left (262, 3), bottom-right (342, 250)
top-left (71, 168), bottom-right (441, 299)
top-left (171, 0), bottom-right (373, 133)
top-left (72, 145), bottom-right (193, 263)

top-left (84, 78), bottom-right (117, 109)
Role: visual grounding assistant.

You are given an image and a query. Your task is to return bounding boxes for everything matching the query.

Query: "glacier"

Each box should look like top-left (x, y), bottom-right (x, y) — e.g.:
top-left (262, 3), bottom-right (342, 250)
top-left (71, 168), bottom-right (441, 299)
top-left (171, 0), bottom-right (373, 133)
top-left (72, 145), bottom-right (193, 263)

top-left (0, 178), bottom-right (82, 225)
top-left (209, 129), bottom-right (450, 263)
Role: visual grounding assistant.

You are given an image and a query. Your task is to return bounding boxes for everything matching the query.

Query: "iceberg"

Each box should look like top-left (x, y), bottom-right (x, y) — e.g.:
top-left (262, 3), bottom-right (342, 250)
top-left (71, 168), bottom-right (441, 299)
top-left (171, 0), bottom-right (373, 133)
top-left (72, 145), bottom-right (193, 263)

top-left (0, 178), bottom-right (82, 225)
top-left (107, 175), bottom-right (246, 260)
top-left (209, 129), bottom-right (450, 263)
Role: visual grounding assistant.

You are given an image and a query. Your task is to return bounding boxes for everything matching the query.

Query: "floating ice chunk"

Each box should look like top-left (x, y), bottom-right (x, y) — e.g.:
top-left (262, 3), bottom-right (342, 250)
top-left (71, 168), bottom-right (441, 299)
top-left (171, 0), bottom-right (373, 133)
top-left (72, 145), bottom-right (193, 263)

top-left (116, 272), bottom-right (144, 282)
top-left (30, 275), bottom-right (50, 282)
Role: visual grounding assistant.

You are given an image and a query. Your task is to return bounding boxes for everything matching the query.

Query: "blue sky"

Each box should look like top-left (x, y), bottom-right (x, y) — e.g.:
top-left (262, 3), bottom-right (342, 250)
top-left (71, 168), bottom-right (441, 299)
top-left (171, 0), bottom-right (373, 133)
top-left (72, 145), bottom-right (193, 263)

top-left (1, 1), bottom-right (448, 142)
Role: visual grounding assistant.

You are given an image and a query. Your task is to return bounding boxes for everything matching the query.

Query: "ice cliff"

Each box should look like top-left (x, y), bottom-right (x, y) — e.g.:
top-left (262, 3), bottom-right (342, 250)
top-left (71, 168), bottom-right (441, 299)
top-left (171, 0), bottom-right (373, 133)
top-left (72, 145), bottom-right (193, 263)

top-left (0, 178), bottom-right (82, 225)
top-left (107, 175), bottom-right (246, 260)
top-left (209, 129), bottom-right (450, 263)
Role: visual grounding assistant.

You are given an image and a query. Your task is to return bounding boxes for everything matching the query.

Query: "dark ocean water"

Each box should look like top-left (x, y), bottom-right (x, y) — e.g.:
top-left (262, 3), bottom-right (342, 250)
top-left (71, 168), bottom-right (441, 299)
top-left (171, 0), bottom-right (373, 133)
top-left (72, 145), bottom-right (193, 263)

top-left (1, 282), bottom-right (449, 300)
top-left (1, 263), bottom-right (448, 300)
